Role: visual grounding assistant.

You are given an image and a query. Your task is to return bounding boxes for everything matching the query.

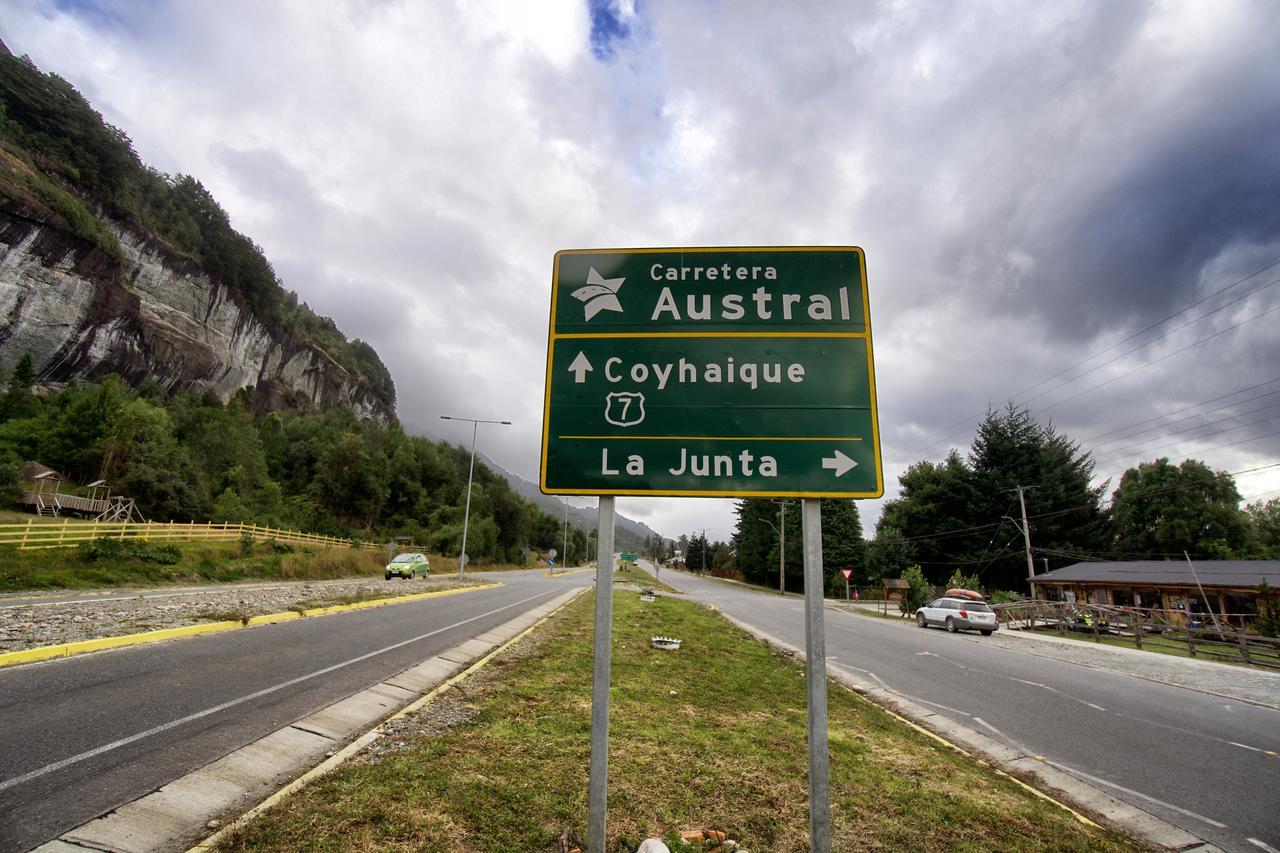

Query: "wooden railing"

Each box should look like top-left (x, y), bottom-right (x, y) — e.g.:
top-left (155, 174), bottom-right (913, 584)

top-left (0, 518), bottom-right (381, 551)
top-left (993, 600), bottom-right (1280, 670)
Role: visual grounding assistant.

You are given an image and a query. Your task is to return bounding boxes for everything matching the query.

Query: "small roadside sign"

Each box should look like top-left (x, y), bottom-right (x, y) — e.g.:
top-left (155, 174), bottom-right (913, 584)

top-left (620, 551), bottom-right (637, 562)
top-left (840, 568), bottom-right (854, 581)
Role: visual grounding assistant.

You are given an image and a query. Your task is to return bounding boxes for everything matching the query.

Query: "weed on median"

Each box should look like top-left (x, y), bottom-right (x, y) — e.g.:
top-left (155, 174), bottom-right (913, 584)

top-left (220, 592), bottom-right (1141, 853)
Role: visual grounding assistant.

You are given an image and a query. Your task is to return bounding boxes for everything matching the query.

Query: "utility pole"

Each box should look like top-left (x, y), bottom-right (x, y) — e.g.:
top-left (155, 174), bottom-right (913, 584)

top-left (1014, 485), bottom-right (1037, 600)
top-left (563, 501), bottom-right (569, 569)
top-left (701, 528), bottom-right (707, 574)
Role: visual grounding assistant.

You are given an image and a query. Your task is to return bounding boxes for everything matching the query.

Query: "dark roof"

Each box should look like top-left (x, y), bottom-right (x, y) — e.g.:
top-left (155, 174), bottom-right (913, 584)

top-left (1034, 561), bottom-right (1280, 589)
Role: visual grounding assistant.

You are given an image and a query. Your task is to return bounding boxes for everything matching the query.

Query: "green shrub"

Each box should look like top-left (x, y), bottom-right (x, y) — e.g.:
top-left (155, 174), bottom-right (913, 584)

top-left (898, 564), bottom-right (930, 615)
top-left (76, 537), bottom-right (181, 564)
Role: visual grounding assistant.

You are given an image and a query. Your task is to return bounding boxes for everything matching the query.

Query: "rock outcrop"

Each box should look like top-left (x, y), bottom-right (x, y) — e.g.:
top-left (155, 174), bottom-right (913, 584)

top-left (0, 201), bottom-right (394, 422)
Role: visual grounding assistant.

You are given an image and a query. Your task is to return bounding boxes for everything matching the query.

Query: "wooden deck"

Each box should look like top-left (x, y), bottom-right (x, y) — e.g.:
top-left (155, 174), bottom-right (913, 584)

top-left (19, 492), bottom-right (110, 515)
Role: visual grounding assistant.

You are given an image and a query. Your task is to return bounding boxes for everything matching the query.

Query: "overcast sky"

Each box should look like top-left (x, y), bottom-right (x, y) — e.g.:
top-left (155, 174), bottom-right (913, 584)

top-left (4, 0), bottom-right (1279, 543)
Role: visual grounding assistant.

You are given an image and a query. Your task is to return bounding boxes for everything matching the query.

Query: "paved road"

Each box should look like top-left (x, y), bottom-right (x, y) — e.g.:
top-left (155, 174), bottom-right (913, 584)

top-left (665, 566), bottom-right (1280, 853)
top-left (0, 569), bottom-right (587, 852)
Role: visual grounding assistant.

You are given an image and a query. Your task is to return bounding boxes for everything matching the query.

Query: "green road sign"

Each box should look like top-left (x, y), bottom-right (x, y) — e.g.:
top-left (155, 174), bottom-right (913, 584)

top-left (620, 552), bottom-right (637, 562)
top-left (540, 247), bottom-right (882, 498)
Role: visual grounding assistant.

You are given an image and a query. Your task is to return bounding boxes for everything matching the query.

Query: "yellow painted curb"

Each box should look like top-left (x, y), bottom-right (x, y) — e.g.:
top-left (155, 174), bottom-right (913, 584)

top-left (542, 567), bottom-right (593, 578)
top-left (0, 582), bottom-right (502, 669)
top-left (188, 586), bottom-right (589, 853)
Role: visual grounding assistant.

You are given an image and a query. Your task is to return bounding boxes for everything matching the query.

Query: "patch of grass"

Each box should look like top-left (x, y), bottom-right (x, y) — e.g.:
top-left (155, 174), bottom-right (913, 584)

top-left (615, 561), bottom-right (678, 593)
top-left (221, 594), bottom-right (1139, 853)
top-left (0, 540), bottom-right (374, 592)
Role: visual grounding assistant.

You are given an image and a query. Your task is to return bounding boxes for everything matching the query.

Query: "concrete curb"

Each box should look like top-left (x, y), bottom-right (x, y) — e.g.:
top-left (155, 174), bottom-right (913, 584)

top-left (0, 582), bottom-right (501, 669)
top-left (715, 608), bottom-right (1219, 852)
top-left (31, 585), bottom-right (588, 853)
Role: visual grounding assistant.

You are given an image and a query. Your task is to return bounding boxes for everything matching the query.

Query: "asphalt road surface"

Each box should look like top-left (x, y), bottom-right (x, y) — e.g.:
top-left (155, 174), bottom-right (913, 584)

top-left (0, 569), bottom-right (587, 852)
top-left (664, 565), bottom-right (1280, 853)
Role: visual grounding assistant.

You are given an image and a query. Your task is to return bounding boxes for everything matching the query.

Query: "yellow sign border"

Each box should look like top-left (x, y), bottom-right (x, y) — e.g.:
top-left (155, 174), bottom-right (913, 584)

top-left (540, 246), bottom-right (883, 499)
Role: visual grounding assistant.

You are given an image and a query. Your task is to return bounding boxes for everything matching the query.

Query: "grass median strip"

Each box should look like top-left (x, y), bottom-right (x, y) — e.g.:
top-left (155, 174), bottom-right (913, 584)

top-left (218, 591), bottom-right (1140, 852)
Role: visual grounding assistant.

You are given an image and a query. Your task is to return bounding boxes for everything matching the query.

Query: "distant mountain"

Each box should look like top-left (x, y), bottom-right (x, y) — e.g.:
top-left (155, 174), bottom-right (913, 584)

top-left (479, 453), bottom-right (670, 553)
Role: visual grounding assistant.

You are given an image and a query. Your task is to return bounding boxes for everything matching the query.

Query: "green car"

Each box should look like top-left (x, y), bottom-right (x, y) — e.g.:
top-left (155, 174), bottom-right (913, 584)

top-left (385, 552), bottom-right (429, 580)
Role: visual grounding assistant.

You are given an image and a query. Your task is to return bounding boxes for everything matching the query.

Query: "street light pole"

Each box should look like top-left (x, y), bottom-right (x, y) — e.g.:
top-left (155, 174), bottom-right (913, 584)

top-left (440, 415), bottom-right (511, 578)
top-left (779, 504), bottom-right (786, 594)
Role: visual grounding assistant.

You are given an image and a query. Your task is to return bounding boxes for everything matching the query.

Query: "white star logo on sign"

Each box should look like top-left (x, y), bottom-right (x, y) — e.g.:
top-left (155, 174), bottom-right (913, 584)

top-left (571, 267), bottom-right (625, 321)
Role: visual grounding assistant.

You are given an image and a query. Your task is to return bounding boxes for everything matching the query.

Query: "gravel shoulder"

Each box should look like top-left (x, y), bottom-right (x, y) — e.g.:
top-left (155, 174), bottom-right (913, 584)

top-left (0, 577), bottom-right (480, 653)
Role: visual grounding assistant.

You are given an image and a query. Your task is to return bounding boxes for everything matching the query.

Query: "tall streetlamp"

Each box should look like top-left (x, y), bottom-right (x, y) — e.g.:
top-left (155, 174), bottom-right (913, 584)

top-left (762, 500), bottom-right (794, 594)
top-left (440, 415), bottom-right (511, 578)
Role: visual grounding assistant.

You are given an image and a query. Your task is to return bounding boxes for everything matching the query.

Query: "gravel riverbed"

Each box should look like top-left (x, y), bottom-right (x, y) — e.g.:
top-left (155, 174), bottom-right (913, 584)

top-left (0, 577), bottom-right (480, 653)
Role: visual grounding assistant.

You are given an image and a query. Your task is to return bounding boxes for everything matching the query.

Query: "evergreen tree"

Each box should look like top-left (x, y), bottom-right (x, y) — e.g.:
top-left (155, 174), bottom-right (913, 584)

top-left (878, 404), bottom-right (1106, 591)
top-left (686, 530), bottom-right (712, 573)
top-left (0, 353), bottom-right (38, 421)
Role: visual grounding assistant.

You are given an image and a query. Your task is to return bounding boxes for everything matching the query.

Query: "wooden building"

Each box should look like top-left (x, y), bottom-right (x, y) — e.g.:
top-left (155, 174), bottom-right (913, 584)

top-left (1031, 560), bottom-right (1279, 626)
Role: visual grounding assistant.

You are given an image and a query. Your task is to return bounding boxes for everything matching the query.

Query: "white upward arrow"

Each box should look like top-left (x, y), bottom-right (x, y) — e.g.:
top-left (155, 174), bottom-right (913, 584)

top-left (568, 351), bottom-right (594, 383)
top-left (821, 450), bottom-right (858, 477)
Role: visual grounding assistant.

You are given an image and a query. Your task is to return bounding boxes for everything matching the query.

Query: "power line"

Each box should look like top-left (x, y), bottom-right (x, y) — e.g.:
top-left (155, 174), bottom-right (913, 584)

top-left (1092, 412), bottom-right (1280, 466)
top-left (1023, 274), bottom-right (1280, 407)
top-left (1081, 376), bottom-right (1280, 445)
top-left (1094, 431), bottom-right (1280, 487)
top-left (1038, 300), bottom-right (1280, 415)
top-left (900, 256), bottom-right (1280, 456)
top-left (1086, 387), bottom-right (1280, 452)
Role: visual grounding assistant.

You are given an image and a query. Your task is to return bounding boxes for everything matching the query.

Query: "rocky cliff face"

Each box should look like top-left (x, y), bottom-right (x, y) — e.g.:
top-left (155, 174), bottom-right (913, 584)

top-left (0, 202), bottom-right (394, 422)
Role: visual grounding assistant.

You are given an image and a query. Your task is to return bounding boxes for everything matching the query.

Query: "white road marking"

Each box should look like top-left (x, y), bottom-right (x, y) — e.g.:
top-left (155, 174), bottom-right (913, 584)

top-left (972, 716), bottom-right (1040, 758)
top-left (0, 589), bottom-right (557, 793)
top-left (1229, 741), bottom-right (1264, 753)
top-left (1248, 837), bottom-right (1280, 853)
top-left (1111, 709), bottom-right (1277, 755)
top-left (1048, 761), bottom-right (1229, 829)
top-left (913, 697), bottom-right (973, 716)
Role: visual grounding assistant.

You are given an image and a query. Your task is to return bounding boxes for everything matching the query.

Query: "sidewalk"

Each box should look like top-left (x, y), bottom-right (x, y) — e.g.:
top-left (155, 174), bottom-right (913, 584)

top-left (838, 602), bottom-right (1280, 711)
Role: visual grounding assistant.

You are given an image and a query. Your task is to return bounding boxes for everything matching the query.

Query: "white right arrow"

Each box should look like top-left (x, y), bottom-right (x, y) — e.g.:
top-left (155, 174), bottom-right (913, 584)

top-left (821, 450), bottom-right (858, 477)
top-left (568, 351), bottom-right (594, 383)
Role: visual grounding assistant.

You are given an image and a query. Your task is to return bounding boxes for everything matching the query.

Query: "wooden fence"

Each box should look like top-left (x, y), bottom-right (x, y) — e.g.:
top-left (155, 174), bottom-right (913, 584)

top-left (0, 518), bottom-right (381, 552)
top-left (993, 600), bottom-right (1280, 670)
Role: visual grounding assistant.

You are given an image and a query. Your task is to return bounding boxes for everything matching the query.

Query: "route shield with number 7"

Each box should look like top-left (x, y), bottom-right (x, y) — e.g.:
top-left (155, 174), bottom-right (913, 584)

top-left (540, 247), bottom-right (883, 498)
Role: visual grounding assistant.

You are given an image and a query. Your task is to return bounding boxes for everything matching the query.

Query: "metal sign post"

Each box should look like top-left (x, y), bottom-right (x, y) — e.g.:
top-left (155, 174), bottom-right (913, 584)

top-left (802, 499), bottom-right (830, 851)
top-left (587, 497), bottom-right (616, 853)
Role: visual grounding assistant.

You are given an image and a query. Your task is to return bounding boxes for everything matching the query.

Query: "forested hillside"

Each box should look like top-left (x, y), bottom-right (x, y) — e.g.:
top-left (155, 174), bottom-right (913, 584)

top-left (0, 43), bottom-right (394, 409)
top-left (0, 368), bottom-right (588, 564)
